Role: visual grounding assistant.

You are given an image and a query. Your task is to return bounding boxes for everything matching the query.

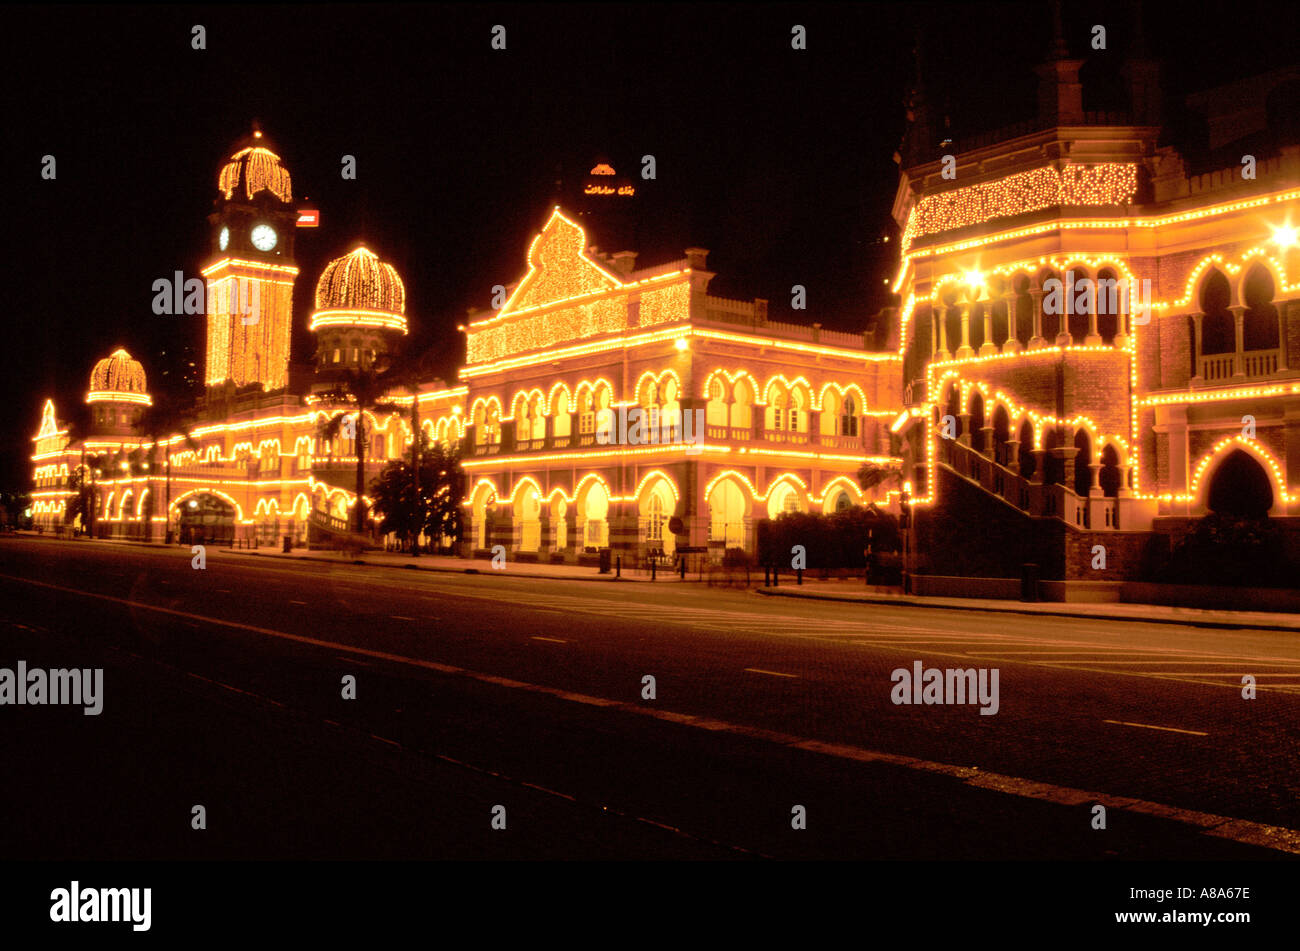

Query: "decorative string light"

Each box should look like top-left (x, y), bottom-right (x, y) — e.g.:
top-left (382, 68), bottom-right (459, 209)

top-left (901, 164), bottom-right (1138, 254)
top-left (218, 147), bottom-right (292, 203)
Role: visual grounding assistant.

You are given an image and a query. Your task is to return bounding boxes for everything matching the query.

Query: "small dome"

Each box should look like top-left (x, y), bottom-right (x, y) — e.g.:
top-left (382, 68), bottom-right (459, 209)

top-left (310, 246), bottom-right (407, 334)
top-left (218, 129), bottom-right (292, 203)
top-left (88, 349), bottom-right (151, 404)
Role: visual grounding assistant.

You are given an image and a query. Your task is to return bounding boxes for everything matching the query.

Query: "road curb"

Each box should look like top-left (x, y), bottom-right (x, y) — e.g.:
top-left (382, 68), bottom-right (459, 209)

top-left (217, 547), bottom-right (653, 584)
top-left (754, 587), bottom-right (1300, 632)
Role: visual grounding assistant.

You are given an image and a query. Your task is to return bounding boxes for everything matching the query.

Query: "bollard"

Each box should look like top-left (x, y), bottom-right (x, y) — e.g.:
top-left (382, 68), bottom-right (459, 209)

top-left (651, 560), bottom-right (656, 581)
top-left (616, 556), bottom-right (621, 578)
top-left (764, 565), bottom-right (770, 587)
top-left (797, 567), bottom-right (803, 586)
top-left (680, 556), bottom-right (686, 580)
top-left (773, 565), bottom-right (779, 587)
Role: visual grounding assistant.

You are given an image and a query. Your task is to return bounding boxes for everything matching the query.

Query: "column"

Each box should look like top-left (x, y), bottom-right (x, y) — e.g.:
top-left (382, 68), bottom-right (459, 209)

top-left (979, 303), bottom-right (996, 356)
top-left (980, 425), bottom-right (996, 457)
top-left (1029, 449), bottom-right (1046, 484)
top-left (1088, 462), bottom-right (1102, 497)
top-left (1232, 306), bottom-right (1246, 377)
top-left (1029, 289), bottom-right (1045, 348)
top-left (1052, 446), bottom-right (1080, 490)
top-left (1278, 304), bottom-right (1290, 371)
top-left (936, 308), bottom-right (950, 359)
top-left (1002, 295), bottom-right (1021, 353)
top-left (958, 413), bottom-right (973, 447)
top-left (956, 302), bottom-right (974, 359)
top-left (1005, 438), bottom-right (1021, 474)
top-left (1085, 293), bottom-right (1102, 345)
top-left (1191, 313), bottom-right (1204, 382)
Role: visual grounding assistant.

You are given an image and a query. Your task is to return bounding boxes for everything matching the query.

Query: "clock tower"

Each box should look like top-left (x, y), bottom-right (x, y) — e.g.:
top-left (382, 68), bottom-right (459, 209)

top-left (203, 125), bottom-right (299, 392)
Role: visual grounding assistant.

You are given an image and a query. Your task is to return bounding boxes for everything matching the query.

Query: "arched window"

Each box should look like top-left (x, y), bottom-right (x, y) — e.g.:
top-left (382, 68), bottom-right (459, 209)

top-left (1073, 429), bottom-right (1092, 497)
top-left (707, 379), bottom-right (728, 427)
top-left (731, 380), bottom-right (753, 430)
top-left (840, 395), bottom-right (858, 437)
top-left (1242, 265), bottom-right (1280, 352)
top-left (1200, 269), bottom-right (1234, 355)
top-left (553, 391), bottom-right (572, 440)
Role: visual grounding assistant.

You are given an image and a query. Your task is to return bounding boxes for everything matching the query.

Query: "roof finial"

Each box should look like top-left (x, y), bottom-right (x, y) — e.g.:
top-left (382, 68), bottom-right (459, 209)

top-left (1048, 0), bottom-right (1069, 60)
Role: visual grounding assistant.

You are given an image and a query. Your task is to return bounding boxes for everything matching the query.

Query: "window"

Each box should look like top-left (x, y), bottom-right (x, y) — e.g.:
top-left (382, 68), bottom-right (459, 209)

top-left (841, 396), bottom-right (858, 437)
top-left (648, 495), bottom-right (664, 540)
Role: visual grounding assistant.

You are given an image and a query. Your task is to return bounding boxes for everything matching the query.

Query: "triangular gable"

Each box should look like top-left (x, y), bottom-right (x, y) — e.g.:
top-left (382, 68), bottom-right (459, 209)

top-left (498, 209), bottom-right (623, 318)
top-left (37, 399), bottom-right (60, 439)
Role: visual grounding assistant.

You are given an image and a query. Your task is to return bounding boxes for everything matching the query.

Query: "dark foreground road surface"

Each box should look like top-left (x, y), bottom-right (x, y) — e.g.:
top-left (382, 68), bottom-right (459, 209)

top-left (1, 536), bottom-right (1296, 860)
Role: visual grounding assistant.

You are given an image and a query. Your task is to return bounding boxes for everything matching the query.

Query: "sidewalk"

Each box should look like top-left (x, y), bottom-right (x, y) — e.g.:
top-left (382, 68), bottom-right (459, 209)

top-left (14, 533), bottom-right (1298, 631)
top-left (756, 579), bottom-right (1300, 632)
top-left (213, 543), bottom-right (678, 583)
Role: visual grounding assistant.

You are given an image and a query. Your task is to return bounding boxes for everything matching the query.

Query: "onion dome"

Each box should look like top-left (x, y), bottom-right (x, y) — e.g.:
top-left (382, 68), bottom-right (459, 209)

top-left (218, 128), bottom-right (292, 203)
top-left (310, 246), bottom-right (407, 334)
top-left (88, 348), bottom-right (151, 405)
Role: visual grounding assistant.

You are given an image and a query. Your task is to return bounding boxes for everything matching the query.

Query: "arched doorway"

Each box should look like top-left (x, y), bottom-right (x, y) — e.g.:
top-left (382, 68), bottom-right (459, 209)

top-left (639, 478), bottom-right (677, 556)
top-left (766, 480), bottom-right (804, 519)
top-left (708, 477), bottom-right (748, 548)
top-left (514, 484), bottom-right (542, 552)
top-left (470, 483), bottom-right (496, 550)
top-left (1206, 449), bottom-right (1274, 518)
top-left (579, 480), bottom-right (610, 549)
top-left (176, 493), bottom-right (236, 546)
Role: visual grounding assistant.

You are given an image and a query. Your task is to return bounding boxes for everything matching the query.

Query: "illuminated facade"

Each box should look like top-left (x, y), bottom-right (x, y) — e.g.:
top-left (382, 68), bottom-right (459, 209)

top-left (204, 130), bottom-right (299, 392)
top-left (32, 130), bottom-right (465, 546)
top-left (30, 133), bottom-right (896, 558)
top-left (891, 40), bottom-right (1300, 596)
top-left (460, 209), bottom-right (899, 560)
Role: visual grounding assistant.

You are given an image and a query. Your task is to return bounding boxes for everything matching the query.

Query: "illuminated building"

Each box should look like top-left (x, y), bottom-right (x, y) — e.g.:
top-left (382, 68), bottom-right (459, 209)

top-left (459, 208), bottom-right (899, 560)
top-left (204, 126), bottom-right (299, 392)
top-left (32, 128), bottom-right (464, 546)
top-left (890, 18), bottom-right (1300, 598)
top-left (28, 133), bottom-right (899, 558)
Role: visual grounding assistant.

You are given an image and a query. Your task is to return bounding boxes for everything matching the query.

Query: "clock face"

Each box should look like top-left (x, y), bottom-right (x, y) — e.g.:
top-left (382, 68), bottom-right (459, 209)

top-left (218, 227), bottom-right (229, 251)
top-left (251, 224), bottom-right (277, 252)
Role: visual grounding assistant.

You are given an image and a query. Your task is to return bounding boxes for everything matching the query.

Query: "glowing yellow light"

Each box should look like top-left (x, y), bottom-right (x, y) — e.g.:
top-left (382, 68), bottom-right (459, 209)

top-left (1271, 224), bottom-right (1298, 248)
top-left (218, 146), bottom-right (292, 203)
top-left (313, 247), bottom-right (406, 335)
top-left (675, 337), bottom-right (689, 351)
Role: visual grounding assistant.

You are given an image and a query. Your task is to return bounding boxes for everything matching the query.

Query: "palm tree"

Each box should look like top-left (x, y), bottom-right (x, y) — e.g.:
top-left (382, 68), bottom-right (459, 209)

top-left (137, 398), bottom-right (199, 543)
top-left (857, 459), bottom-right (903, 496)
top-left (383, 346), bottom-right (439, 554)
top-left (317, 360), bottom-right (405, 534)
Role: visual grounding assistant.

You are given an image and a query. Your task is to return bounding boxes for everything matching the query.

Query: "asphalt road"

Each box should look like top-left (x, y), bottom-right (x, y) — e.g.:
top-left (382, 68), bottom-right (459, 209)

top-left (1, 535), bottom-right (1297, 860)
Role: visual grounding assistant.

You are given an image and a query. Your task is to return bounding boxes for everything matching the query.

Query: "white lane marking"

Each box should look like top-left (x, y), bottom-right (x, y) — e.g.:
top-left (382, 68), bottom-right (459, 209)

top-left (0, 570), bottom-right (1296, 854)
top-left (389, 615), bottom-right (416, 621)
top-left (290, 600), bottom-right (306, 605)
top-left (1103, 719), bottom-right (1209, 737)
top-left (531, 636), bottom-right (568, 644)
top-left (744, 668), bottom-right (799, 679)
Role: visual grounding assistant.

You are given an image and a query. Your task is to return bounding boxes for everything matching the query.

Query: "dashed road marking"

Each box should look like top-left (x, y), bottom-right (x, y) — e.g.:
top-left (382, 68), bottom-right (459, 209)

top-left (744, 667), bottom-right (799, 679)
top-left (1103, 719), bottom-right (1209, 736)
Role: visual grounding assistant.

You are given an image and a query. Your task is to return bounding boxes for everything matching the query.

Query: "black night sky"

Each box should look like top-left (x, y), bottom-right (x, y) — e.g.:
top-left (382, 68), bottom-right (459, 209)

top-left (4, 1), bottom-right (1296, 492)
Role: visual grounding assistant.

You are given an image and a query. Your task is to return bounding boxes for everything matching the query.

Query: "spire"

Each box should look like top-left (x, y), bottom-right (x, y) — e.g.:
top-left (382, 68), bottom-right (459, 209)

top-left (1122, 4), bottom-right (1161, 125)
top-left (1047, 0), bottom-right (1069, 60)
top-left (898, 23), bottom-right (934, 167)
top-left (1035, 0), bottom-right (1085, 125)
